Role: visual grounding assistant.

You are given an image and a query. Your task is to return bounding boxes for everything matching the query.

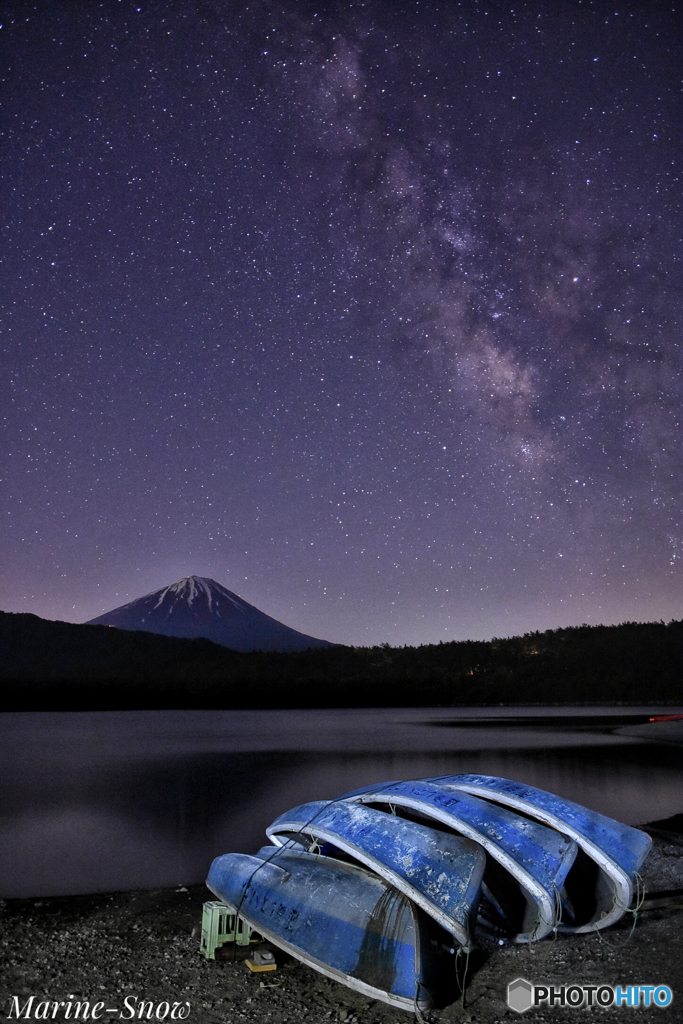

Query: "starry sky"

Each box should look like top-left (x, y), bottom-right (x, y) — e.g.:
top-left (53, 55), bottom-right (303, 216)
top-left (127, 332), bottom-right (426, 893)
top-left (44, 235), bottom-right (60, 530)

top-left (2, 0), bottom-right (681, 647)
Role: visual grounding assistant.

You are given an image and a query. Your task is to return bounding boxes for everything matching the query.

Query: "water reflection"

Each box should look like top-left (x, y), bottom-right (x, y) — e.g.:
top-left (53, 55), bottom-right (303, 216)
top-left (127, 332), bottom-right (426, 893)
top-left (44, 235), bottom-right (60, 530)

top-left (1, 709), bottom-right (681, 898)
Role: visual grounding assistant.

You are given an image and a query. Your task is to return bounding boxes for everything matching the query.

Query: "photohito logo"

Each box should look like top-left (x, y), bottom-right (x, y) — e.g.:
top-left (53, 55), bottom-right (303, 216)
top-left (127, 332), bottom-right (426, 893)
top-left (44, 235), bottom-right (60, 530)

top-left (507, 977), bottom-right (673, 1013)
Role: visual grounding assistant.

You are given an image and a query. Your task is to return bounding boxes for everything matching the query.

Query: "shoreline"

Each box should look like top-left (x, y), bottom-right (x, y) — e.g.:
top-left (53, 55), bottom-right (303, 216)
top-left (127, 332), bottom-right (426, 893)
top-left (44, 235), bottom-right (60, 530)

top-left (2, 822), bottom-right (682, 1023)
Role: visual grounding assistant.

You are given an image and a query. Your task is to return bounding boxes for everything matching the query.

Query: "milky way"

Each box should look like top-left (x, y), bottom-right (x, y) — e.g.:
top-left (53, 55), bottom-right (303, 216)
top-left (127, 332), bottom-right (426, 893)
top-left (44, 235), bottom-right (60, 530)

top-left (2, 1), bottom-right (681, 645)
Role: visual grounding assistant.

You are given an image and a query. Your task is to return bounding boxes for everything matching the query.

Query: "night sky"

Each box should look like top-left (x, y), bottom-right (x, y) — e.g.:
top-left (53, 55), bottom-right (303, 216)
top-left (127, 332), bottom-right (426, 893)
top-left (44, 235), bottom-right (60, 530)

top-left (2, 1), bottom-right (681, 647)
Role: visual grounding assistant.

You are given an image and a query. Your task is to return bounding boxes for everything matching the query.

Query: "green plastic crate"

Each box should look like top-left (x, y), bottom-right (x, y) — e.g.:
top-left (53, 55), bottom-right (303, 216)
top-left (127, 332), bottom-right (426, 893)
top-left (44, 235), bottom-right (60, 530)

top-left (200, 900), bottom-right (252, 959)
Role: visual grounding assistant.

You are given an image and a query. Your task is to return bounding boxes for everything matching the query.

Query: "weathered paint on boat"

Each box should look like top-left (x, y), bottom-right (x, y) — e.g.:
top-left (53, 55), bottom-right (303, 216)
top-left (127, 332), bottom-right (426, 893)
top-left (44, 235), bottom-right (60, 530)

top-left (206, 845), bottom-right (453, 1011)
top-left (265, 799), bottom-right (485, 948)
top-left (431, 774), bottom-right (652, 932)
top-left (340, 779), bottom-right (578, 942)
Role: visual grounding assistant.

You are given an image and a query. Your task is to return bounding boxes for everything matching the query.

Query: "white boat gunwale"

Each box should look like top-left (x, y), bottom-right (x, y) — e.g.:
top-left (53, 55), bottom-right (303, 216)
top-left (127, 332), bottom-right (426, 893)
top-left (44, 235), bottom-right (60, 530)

top-left (206, 880), bottom-right (431, 1012)
top-left (266, 814), bottom-right (482, 949)
top-left (440, 776), bottom-right (649, 932)
top-left (207, 846), bottom-right (440, 1012)
top-left (346, 790), bottom-right (575, 943)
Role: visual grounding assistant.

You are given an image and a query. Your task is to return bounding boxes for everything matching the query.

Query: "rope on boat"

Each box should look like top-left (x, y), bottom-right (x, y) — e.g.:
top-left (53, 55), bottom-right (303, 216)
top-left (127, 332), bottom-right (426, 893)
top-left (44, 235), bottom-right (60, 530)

top-left (412, 983), bottom-right (429, 1024)
top-left (594, 872), bottom-right (645, 947)
top-left (549, 882), bottom-right (564, 940)
top-left (530, 881), bottom-right (564, 945)
top-left (228, 843), bottom-right (289, 961)
top-left (455, 945), bottom-right (471, 1008)
top-left (229, 795), bottom-right (351, 960)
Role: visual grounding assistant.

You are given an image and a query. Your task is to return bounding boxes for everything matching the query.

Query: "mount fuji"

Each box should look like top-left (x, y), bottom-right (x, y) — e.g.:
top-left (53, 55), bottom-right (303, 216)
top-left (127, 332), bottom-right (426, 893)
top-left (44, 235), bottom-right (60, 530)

top-left (86, 576), bottom-right (336, 653)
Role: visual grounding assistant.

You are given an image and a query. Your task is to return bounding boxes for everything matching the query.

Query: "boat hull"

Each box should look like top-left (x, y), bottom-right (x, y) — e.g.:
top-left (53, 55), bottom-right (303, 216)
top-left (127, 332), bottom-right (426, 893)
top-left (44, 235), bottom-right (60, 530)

top-left (206, 846), bottom-right (454, 1011)
top-left (266, 799), bottom-right (485, 948)
top-left (429, 774), bottom-right (652, 932)
top-left (340, 779), bottom-right (578, 942)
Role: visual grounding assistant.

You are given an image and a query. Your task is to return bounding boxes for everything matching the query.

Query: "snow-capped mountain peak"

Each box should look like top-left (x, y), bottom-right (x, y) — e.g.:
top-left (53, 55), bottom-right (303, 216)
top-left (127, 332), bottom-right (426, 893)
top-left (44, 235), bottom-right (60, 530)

top-left (151, 576), bottom-right (242, 613)
top-left (86, 576), bottom-right (335, 653)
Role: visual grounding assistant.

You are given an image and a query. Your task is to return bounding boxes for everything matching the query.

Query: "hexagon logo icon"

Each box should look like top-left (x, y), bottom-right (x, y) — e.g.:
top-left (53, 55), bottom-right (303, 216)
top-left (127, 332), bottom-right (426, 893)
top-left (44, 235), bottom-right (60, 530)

top-left (508, 977), bottom-right (534, 1013)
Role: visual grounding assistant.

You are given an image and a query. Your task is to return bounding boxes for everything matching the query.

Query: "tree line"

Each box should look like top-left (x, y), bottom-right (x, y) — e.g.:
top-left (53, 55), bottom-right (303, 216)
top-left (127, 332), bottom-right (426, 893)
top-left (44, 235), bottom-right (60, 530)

top-left (1, 610), bottom-right (681, 710)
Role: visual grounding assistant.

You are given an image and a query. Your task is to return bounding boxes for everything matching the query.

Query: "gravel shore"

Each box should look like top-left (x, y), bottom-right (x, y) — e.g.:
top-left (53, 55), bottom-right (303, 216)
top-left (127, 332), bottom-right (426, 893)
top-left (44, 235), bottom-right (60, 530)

top-left (2, 824), bottom-right (682, 1024)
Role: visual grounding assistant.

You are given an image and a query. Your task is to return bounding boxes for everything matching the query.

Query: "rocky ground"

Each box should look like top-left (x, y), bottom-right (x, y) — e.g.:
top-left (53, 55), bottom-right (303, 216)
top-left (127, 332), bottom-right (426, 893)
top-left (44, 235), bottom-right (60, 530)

top-left (1, 823), bottom-right (682, 1024)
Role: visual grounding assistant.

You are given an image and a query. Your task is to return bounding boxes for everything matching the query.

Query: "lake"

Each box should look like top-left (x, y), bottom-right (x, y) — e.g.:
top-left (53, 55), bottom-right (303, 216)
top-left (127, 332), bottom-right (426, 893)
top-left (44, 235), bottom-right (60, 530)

top-left (1, 706), bottom-right (681, 898)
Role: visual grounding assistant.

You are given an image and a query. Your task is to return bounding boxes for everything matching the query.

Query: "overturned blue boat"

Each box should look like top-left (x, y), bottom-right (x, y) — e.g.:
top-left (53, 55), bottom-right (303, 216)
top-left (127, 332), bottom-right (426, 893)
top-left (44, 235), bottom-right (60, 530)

top-left (266, 799), bottom-right (485, 949)
top-left (422, 775), bottom-right (652, 933)
top-left (206, 845), bottom-right (457, 1011)
top-left (338, 779), bottom-right (578, 942)
top-left (206, 774), bottom-right (651, 1012)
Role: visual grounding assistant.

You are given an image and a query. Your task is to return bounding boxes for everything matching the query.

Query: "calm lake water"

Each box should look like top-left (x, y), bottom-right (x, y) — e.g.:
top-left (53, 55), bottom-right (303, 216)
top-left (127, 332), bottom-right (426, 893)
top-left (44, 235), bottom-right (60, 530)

top-left (1, 707), bottom-right (682, 899)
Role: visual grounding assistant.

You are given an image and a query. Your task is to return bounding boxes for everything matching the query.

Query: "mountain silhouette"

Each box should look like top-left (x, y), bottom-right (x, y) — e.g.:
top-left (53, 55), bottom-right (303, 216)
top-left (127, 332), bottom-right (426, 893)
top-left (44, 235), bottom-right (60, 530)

top-left (86, 576), bottom-right (336, 652)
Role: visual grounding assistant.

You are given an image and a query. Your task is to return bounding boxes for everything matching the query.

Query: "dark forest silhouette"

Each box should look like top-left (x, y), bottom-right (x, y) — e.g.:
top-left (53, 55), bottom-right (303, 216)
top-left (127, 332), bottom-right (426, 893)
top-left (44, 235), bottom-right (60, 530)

top-left (1, 610), bottom-right (681, 711)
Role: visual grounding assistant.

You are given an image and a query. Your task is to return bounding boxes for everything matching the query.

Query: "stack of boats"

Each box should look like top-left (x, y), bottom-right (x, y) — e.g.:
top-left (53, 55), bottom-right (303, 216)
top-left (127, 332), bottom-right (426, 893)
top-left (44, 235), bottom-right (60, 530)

top-left (206, 774), bottom-right (651, 1012)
